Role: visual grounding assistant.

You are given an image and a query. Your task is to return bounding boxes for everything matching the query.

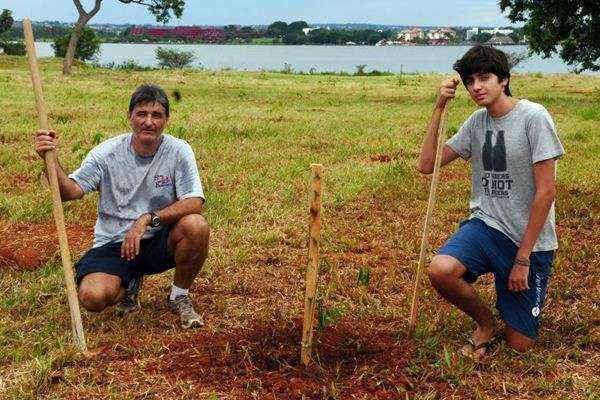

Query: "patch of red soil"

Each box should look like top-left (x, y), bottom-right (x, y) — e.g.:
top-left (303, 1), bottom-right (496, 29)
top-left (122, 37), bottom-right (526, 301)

top-left (114, 317), bottom-right (417, 399)
top-left (0, 218), bottom-right (94, 272)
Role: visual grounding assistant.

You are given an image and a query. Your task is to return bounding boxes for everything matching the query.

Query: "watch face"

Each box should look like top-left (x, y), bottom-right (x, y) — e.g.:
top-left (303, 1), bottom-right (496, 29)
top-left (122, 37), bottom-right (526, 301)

top-left (151, 214), bottom-right (161, 227)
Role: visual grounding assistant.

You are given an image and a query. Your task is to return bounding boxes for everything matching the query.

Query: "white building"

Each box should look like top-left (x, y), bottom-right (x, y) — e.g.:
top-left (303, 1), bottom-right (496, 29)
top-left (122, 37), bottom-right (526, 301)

top-left (481, 27), bottom-right (514, 36)
top-left (467, 27), bottom-right (513, 41)
top-left (466, 27), bottom-right (479, 41)
top-left (397, 28), bottom-right (424, 42)
top-left (426, 27), bottom-right (457, 40)
top-left (302, 27), bottom-right (318, 36)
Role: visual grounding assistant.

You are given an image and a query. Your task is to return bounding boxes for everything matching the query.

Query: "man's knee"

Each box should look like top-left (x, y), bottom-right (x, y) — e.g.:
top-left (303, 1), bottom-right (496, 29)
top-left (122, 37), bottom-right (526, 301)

top-left (177, 214), bottom-right (210, 243)
top-left (428, 255), bottom-right (465, 285)
top-left (78, 276), bottom-right (121, 312)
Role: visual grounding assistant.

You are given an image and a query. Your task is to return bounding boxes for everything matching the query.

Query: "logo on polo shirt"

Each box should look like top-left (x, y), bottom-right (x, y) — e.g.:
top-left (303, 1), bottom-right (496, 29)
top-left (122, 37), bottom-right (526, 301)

top-left (154, 174), bottom-right (172, 188)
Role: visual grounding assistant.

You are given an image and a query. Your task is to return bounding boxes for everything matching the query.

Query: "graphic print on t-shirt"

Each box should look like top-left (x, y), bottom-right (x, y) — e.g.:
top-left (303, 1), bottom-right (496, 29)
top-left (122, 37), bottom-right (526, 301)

top-left (481, 130), bottom-right (512, 198)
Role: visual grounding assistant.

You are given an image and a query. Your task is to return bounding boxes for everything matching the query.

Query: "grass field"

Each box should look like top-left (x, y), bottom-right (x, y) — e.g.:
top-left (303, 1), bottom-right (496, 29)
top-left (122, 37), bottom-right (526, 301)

top-left (0, 55), bottom-right (599, 399)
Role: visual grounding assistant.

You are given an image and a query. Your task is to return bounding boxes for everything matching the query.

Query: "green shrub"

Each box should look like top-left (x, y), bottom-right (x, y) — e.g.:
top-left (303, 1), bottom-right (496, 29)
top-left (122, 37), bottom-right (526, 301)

top-left (52, 26), bottom-right (100, 62)
top-left (155, 47), bottom-right (195, 69)
top-left (0, 41), bottom-right (25, 56)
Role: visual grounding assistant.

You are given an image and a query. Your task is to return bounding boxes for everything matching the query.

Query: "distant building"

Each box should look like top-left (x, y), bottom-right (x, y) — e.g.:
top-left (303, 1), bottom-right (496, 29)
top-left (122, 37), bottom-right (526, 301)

top-left (468, 27), bottom-right (514, 41)
top-left (397, 28), bottom-right (424, 42)
top-left (486, 34), bottom-right (515, 45)
top-left (302, 27), bottom-right (318, 36)
top-left (481, 27), bottom-right (514, 36)
top-left (131, 26), bottom-right (226, 42)
top-left (466, 27), bottom-right (479, 41)
top-left (426, 27), bottom-right (456, 41)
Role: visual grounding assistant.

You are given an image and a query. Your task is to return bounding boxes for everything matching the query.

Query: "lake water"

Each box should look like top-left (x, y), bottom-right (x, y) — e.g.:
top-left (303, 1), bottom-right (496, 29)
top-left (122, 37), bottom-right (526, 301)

top-left (35, 42), bottom-right (586, 74)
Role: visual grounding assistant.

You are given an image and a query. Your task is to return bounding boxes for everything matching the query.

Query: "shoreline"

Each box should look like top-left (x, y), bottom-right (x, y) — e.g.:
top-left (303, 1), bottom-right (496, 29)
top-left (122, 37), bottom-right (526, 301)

top-left (33, 38), bottom-right (526, 47)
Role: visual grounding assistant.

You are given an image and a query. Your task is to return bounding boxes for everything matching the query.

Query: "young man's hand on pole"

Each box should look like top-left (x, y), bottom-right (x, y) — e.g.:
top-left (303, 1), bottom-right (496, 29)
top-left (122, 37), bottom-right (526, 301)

top-left (436, 77), bottom-right (460, 108)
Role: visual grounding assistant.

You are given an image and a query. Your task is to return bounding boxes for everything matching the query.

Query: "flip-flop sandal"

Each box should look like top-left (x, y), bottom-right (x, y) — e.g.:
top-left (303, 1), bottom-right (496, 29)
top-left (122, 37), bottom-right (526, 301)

top-left (459, 335), bottom-right (500, 359)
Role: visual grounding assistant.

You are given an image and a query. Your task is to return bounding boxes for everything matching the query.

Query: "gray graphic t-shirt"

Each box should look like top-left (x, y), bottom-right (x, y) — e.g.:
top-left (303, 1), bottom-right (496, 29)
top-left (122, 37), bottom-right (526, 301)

top-left (446, 99), bottom-right (565, 251)
top-left (69, 133), bottom-right (204, 248)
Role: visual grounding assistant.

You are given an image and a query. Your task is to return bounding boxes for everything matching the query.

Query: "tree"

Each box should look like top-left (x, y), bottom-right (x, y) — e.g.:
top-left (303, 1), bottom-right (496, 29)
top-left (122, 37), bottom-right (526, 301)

top-left (0, 9), bottom-right (24, 56)
top-left (282, 30), bottom-right (307, 45)
top-left (63, 0), bottom-right (185, 75)
top-left (53, 26), bottom-right (101, 61)
top-left (506, 51), bottom-right (531, 69)
top-left (287, 21), bottom-right (309, 33)
top-left (470, 32), bottom-right (492, 44)
top-left (500, 0), bottom-right (600, 72)
top-left (0, 9), bottom-right (13, 35)
top-left (266, 21), bottom-right (287, 38)
top-left (155, 46), bottom-right (194, 68)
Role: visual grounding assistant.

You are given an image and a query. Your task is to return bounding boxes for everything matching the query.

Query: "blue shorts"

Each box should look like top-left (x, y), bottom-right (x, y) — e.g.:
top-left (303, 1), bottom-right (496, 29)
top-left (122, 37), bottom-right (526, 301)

top-left (75, 225), bottom-right (175, 288)
top-left (437, 218), bottom-right (554, 340)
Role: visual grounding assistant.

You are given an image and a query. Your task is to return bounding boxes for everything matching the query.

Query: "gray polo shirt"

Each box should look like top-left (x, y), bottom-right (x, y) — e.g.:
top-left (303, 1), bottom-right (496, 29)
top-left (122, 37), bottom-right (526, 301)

top-left (446, 99), bottom-right (565, 251)
top-left (69, 133), bottom-right (204, 248)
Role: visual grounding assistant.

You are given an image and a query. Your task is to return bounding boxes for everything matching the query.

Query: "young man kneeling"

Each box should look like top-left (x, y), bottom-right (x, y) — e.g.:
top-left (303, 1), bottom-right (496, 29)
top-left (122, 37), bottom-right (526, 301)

top-left (418, 46), bottom-right (564, 358)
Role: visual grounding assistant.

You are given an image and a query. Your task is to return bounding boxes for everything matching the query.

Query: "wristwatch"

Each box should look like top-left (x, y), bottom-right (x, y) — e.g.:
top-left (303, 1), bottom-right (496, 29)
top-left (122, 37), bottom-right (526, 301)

top-left (149, 211), bottom-right (162, 228)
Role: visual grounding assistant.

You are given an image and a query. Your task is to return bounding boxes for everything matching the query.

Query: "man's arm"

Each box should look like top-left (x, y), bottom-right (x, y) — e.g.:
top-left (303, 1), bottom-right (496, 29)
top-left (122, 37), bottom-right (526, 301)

top-left (121, 197), bottom-right (204, 261)
top-left (152, 197), bottom-right (204, 226)
top-left (508, 158), bottom-right (557, 291)
top-left (418, 77), bottom-right (462, 174)
top-left (35, 130), bottom-right (84, 201)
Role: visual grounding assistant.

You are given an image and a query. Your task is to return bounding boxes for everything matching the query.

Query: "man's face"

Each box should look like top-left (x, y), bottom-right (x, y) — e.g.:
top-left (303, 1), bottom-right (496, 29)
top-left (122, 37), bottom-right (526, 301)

top-left (464, 72), bottom-right (508, 107)
top-left (128, 101), bottom-right (168, 145)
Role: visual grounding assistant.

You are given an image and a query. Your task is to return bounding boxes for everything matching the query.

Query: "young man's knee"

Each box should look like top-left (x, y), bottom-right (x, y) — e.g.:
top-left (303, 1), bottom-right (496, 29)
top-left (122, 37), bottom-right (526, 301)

top-left (506, 330), bottom-right (535, 352)
top-left (428, 255), bottom-right (463, 285)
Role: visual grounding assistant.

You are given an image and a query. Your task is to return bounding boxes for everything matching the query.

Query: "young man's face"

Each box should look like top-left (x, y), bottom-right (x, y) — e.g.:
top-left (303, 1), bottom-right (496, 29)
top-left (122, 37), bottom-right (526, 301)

top-left (128, 101), bottom-right (169, 146)
top-left (464, 72), bottom-right (508, 107)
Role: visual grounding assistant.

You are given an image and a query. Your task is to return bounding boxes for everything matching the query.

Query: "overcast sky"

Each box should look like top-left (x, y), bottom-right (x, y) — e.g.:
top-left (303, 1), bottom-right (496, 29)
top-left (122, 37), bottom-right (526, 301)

top-left (5, 0), bottom-right (514, 27)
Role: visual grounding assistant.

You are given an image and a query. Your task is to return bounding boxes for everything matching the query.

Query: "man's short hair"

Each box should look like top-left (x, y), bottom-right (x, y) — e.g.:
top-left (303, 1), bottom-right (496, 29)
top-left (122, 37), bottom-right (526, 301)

top-left (129, 84), bottom-right (170, 117)
top-left (453, 45), bottom-right (512, 97)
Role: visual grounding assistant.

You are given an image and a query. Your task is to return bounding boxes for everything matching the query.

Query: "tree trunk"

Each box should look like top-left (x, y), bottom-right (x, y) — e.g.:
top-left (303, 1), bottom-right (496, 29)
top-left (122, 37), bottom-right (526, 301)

top-left (62, 18), bottom-right (86, 75)
top-left (62, 0), bottom-right (102, 75)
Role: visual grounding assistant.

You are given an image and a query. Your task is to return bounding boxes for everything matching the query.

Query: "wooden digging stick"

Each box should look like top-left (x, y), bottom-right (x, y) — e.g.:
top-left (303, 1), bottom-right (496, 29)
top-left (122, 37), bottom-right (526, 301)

top-left (301, 164), bottom-right (323, 366)
top-left (23, 19), bottom-right (87, 352)
top-left (408, 100), bottom-right (451, 334)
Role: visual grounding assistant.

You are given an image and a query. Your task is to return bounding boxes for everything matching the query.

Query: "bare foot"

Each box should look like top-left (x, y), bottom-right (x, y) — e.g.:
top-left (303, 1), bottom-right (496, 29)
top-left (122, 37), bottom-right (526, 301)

top-left (460, 324), bottom-right (497, 360)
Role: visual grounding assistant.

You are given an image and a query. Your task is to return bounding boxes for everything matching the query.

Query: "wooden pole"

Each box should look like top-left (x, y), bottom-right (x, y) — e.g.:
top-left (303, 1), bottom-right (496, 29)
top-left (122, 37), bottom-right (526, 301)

top-left (23, 19), bottom-right (87, 352)
top-left (301, 164), bottom-right (323, 366)
top-left (408, 101), bottom-right (450, 334)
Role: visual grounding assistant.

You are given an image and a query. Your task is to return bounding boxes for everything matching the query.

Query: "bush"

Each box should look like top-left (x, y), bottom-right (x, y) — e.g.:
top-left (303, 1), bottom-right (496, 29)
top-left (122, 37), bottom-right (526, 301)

top-left (116, 59), bottom-right (148, 71)
top-left (155, 47), bottom-right (195, 69)
top-left (355, 64), bottom-right (367, 75)
top-left (0, 41), bottom-right (25, 55)
top-left (53, 26), bottom-right (100, 62)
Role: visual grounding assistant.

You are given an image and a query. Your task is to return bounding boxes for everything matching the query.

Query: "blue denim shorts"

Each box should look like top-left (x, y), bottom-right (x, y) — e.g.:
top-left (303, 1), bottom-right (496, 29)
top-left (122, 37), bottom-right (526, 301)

top-left (437, 218), bottom-right (554, 339)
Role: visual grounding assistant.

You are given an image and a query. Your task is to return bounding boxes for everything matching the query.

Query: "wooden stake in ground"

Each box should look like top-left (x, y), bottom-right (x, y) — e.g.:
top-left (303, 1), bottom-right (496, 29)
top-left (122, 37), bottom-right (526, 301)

top-left (408, 101), bottom-right (451, 334)
top-left (23, 19), bottom-right (87, 352)
top-left (301, 164), bottom-right (323, 366)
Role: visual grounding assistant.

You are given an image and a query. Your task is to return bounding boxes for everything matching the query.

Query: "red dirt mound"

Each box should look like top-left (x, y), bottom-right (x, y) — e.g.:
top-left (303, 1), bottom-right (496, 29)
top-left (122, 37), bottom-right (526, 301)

top-left (90, 317), bottom-right (418, 399)
top-left (0, 219), bottom-right (94, 272)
